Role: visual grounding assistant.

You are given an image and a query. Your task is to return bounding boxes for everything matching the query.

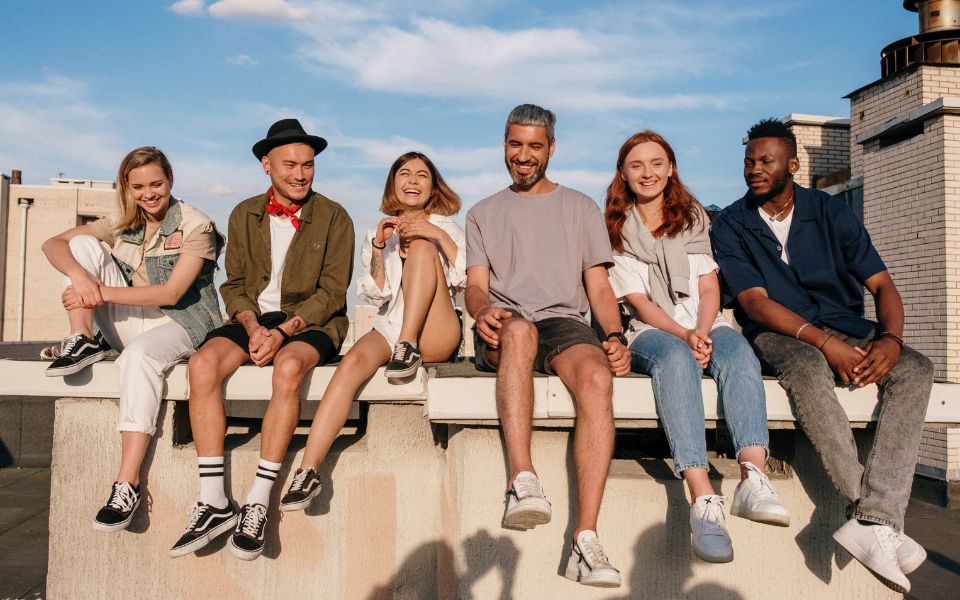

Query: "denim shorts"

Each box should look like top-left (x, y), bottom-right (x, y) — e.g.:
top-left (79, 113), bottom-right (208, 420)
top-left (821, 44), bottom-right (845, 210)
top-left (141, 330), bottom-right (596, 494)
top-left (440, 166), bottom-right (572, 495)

top-left (473, 310), bottom-right (601, 374)
top-left (203, 311), bottom-right (336, 366)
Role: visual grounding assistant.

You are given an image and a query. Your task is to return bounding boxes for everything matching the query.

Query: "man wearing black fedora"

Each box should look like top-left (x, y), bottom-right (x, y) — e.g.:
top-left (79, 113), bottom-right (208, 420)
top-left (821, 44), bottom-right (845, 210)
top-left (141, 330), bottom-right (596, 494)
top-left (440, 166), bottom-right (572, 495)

top-left (169, 118), bottom-right (354, 561)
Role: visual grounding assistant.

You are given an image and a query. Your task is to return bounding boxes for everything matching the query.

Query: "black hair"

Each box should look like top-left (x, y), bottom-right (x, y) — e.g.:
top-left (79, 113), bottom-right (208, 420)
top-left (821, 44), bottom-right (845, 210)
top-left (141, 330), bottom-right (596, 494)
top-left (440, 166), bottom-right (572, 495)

top-left (747, 118), bottom-right (797, 158)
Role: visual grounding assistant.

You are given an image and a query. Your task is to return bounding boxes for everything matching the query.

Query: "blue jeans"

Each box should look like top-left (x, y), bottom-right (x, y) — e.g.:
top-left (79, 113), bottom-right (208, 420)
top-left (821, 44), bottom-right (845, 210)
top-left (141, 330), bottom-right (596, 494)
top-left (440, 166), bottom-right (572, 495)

top-left (629, 326), bottom-right (769, 478)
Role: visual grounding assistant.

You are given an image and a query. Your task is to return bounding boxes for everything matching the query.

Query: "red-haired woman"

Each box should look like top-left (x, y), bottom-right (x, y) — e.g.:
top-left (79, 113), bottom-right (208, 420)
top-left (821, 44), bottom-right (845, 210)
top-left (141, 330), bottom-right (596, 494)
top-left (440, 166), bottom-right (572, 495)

top-left (604, 131), bottom-right (788, 563)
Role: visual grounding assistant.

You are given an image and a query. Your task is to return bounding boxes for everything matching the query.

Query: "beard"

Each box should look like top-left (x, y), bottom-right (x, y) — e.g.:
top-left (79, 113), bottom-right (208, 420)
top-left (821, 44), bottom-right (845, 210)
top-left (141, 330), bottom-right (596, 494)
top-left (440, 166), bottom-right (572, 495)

top-left (506, 157), bottom-right (549, 189)
top-left (749, 169), bottom-right (792, 204)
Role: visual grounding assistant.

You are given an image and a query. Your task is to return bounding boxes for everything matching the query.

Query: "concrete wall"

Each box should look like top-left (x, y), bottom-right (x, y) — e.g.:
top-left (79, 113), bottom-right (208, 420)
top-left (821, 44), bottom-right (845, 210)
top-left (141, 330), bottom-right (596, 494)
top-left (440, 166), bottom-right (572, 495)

top-left (47, 398), bottom-right (903, 599)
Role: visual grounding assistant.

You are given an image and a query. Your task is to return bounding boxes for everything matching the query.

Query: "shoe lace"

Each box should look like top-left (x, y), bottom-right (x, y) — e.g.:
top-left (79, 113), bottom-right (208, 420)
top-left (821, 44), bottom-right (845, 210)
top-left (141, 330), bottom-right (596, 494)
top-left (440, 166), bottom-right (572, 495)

top-left (238, 504), bottom-right (267, 537)
top-left (876, 525), bottom-right (900, 559)
top-left (392, 342), bottom-right (411, 362)
top-left (107, 482), bottom-right (137, 512)
top-left (513, 475), bottom-right (543, 501)
top-left (60, 334), bottom-right (83, 356)
top-left (290, 468), bottom-right (313, 492)
top-left (185, 502), bottom-right (211, 530)
top-left (751, 472), bottom-right (779, 500)
top-left (699, 496), bottom-right (728, 535)
top-left (578, 537), bottom-right (612, 568)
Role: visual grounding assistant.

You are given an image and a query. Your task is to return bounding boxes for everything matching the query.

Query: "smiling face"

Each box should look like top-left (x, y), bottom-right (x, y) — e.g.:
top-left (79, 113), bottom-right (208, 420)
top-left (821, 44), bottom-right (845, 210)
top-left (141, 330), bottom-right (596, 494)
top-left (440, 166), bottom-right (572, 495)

top-left (621, 141), bottom-right (673, 205)
top-left (127, 162), bottom-right (172, 222)
top-left (263, 142), bottom-right (315, 205)
top-left (744, 137), bottom-right (798, 201)
top-left (504, 123), bottom-right (554, 191)
top-left (392, 157), bottom-right (434, 213)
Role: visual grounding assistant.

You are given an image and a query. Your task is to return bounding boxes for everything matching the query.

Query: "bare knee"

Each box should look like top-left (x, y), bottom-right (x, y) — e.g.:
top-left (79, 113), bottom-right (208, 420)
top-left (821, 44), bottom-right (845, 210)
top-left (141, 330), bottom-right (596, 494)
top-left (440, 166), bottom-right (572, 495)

top-left (272, 355), bottom-right (312, 396)
top-left (188, 349), bottom-right (224, 391)
top-left (406, 238), bottom-right (438, 258)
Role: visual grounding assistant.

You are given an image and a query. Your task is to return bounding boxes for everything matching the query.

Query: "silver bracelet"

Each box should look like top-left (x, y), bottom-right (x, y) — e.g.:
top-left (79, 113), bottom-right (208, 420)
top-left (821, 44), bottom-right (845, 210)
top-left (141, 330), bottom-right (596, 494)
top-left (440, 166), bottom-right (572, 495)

top-left (795, 323), bottom-right (811, 340)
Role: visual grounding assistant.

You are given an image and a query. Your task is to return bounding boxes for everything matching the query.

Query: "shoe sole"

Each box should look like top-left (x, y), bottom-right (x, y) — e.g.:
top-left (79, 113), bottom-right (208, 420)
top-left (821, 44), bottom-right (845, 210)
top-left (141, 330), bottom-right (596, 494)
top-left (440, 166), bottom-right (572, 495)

top-left (900, 544), bottom-right (927, 575)
top-left (229, 537), bottom-right (264, 561)
top-left (385, 362), bottom-right (422, 380)
top-left (730, 505), bottom-right (790, 527)
top-left (91, 499), bottom-right (140, 533)
top-left (45, 351), bottom-right (105, 377)
top-left (168, 515), bottom-right (238, 558)
top-left (279, 486), bottom-right (321, 513)
top-left (503, 505), bottom-right (552, 530)
top-left (832, 529), bottom-right (910, 594)
top-left (564, 567), bottom-right (621, 588)
top-left (692, 545), bottom-right (734, 563)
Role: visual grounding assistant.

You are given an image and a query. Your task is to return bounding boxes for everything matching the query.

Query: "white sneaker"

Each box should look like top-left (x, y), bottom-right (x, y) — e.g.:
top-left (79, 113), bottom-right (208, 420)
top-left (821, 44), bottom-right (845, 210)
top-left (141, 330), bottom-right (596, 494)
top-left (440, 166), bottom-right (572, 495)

top-left (730, 461), bottom-right (790, 527)
top-left (564, 530), bottom-right (621, 588)
top-left (896, 530), bottom-right (927, 575)
top-left (690, 495), bottom-right (733, 563)
top-left (832, 518), bottom-right (910, 593)
top-left (502, 471), bottom-right (551, 529)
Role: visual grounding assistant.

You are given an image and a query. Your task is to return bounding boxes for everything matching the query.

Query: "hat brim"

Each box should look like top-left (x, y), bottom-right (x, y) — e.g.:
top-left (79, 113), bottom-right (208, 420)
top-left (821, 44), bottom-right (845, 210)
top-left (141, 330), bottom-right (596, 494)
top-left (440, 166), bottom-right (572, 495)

top-left (252, 134), bottom-right (328, 160)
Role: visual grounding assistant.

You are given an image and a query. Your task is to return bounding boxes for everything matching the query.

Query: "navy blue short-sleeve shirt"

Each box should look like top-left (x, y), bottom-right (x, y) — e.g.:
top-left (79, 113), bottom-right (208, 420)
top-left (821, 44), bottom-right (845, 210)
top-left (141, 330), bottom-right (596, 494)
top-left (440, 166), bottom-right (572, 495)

top-left (710, 184), bottom-right (887, 339)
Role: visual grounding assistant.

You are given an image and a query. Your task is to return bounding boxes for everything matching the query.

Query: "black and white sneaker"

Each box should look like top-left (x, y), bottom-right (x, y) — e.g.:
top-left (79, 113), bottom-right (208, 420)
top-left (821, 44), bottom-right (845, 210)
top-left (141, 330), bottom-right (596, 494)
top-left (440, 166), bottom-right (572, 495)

top-left (385, 341), bottom-right (422, 379)
top-left (168, 501), bottom-right (238, 558)
top-left (92, 481), bottom-right (141, 533)
top-left (279, 468), bottom-right (321, 512)
top-left (45, 333), bottom-right (108, 377)
top-left (230, 503), bottom-right (268, 560)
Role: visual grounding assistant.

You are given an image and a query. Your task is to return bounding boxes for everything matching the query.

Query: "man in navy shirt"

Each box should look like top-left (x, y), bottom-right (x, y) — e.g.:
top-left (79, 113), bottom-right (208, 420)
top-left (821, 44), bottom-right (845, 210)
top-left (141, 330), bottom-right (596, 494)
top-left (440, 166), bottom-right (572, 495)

top-left (711, 119), bottom-right (932, 594)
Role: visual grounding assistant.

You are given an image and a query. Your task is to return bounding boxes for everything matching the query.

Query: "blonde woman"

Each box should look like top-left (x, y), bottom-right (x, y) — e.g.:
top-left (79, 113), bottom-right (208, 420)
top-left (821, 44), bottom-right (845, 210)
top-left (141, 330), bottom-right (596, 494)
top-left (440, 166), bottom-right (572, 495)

top-left (42, 146), bottom-right (223, 532)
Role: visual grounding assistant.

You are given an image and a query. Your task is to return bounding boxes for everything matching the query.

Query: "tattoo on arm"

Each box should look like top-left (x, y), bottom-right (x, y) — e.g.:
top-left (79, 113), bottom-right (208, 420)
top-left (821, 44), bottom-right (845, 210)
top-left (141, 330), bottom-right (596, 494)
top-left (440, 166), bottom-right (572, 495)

top-left (289, 316), bottom-right (304, 333)
top-left (370, 252), bottom-right (384, 278)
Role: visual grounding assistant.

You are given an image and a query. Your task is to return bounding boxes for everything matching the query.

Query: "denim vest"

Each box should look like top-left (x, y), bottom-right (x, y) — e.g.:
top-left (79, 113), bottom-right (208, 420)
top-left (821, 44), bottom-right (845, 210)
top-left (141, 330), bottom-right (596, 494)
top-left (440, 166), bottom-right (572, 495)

top-left (112, 198), bottom-right (225, 348)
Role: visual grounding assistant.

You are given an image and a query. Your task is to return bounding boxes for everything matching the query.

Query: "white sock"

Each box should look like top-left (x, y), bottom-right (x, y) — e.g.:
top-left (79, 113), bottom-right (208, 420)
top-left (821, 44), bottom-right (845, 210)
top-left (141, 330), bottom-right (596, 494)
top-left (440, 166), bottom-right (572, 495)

top-left (245, 458), bottom-right (282, 507)
top-left (197, 456), bottom-right (228, 509)
top-left (399, 339), bottom-right (418, 349)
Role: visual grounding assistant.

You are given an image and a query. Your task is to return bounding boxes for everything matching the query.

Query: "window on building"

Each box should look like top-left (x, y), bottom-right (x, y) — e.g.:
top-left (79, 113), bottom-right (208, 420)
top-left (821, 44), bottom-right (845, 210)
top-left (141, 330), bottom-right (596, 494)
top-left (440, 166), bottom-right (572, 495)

top-left (833, 185), bottom-right (863, 222)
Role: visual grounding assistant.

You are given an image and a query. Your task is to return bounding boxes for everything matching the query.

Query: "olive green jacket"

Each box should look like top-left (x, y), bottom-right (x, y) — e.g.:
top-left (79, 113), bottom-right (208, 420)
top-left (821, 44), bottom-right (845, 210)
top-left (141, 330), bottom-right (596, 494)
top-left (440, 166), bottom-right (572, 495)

top-left (220, 190), bottom-right (355, 350)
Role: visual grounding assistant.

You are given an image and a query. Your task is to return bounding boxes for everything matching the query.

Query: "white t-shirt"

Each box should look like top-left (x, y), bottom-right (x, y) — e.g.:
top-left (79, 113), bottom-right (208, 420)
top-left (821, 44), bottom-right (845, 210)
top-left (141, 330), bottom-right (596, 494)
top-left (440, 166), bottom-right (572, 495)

top-left (257, 212), bottom-right (299, 313)
top-left (608, 253), bottom-right (731, 344)
top-left (758, 207), bottom-right (793, 264)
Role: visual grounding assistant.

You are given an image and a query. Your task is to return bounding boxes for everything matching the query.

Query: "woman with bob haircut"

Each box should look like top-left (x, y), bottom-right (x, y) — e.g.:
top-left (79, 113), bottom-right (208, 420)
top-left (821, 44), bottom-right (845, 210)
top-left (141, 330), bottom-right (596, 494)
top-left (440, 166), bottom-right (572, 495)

top-left (278, 150), bottom-right (465, 511)
top-left (603, 131), bottom-right (789, 563)
top-left (41, 146), bottom-right (223, 533)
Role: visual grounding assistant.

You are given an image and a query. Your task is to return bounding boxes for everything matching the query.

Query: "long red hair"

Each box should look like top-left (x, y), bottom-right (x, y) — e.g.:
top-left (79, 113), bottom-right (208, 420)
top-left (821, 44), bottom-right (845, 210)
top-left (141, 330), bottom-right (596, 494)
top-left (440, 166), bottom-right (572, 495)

top-left (604, 130), bottom-right (704, 252)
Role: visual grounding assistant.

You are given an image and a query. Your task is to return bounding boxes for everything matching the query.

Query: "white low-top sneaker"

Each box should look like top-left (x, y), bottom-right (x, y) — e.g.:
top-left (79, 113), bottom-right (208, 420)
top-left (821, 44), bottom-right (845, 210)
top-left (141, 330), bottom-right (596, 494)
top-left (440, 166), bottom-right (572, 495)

top-left (730, 461), bottom-right (790, 527)
top-left (564, 530), bottom-right (621, 588)
top-left (832, 518), bottom-right (911, 593)
top-left (690, 495), bottom-right (733, 563)
top-left (502, 471), bottom-right (552, 530)
top-left (896, 530), bottom-right (927, 575)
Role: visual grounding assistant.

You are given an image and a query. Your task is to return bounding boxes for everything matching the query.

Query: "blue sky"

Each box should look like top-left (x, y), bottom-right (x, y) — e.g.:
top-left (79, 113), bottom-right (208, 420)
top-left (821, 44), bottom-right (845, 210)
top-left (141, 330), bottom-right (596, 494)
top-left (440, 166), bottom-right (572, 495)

top-left (1, 1), bottom-right (915, 268)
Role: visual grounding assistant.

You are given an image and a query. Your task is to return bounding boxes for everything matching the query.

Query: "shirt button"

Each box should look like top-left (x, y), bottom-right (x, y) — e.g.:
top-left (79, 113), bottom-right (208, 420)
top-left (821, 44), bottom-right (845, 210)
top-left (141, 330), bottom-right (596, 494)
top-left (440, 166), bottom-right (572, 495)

top-left (777, 245), bottom-right (782, 251)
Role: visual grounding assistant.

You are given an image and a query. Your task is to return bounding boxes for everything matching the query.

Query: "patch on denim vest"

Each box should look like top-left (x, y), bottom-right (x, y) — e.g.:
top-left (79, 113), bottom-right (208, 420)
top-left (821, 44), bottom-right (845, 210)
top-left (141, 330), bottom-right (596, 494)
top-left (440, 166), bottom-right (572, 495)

top-left (164, 230), bottom-right (183, 250)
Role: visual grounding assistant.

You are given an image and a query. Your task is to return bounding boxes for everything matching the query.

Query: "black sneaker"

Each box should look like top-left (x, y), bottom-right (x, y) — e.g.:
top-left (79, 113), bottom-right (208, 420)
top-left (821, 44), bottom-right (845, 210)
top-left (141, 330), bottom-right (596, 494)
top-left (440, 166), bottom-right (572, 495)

top-left (230, 503), bottom-right (268, 560)
top-left (279, 468), bottom-right (321, 512)
top-left (92, 481), bottom-right (141, 533)
top-left (385, 341), bottom-right (422, 379)
top-left (45, 333), bottom-right (108, 377)
top-left (168, 501), bottom-right (238, 558)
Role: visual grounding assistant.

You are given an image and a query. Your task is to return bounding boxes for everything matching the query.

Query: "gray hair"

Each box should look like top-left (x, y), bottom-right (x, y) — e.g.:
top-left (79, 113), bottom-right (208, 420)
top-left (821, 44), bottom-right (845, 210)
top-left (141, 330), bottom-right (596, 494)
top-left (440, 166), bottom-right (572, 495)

top-left (504, 104), bottom-right (556, 143)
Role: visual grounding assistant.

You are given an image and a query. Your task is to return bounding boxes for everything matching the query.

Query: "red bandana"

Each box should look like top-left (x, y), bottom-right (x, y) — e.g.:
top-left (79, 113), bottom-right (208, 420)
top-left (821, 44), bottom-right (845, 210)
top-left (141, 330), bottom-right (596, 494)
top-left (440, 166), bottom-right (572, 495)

top-left (265, 187), bottom-right (302, 230)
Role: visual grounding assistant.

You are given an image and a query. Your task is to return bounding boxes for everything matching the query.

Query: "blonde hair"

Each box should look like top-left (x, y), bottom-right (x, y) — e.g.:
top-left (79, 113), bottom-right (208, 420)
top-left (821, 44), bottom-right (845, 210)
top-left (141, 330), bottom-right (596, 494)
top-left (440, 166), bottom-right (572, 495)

top-left (115, 146), bottom-right (173, 231)
top-left (379, 152), bottom-right (460, 217)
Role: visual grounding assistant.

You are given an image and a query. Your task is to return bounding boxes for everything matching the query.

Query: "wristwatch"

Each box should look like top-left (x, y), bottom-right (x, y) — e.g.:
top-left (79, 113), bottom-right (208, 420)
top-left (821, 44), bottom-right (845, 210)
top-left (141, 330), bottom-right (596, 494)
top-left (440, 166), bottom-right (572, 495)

top-left (606, 331), bottom-right (628, 346)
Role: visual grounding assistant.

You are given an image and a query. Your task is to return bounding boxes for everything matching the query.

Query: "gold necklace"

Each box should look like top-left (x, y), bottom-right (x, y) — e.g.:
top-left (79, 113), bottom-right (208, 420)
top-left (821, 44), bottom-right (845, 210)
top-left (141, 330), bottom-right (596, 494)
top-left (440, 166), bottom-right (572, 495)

top-left (763, 193), bottom-right (794, 222)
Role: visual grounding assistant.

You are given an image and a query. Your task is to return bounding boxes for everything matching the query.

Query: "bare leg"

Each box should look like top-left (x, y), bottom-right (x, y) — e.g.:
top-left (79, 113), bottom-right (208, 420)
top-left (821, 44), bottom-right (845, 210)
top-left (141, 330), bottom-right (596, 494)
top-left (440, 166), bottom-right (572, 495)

top-left (300, 331), bottom-right (391, 469)
top-left (737, 447), bottom-right (767, 481)
top-left (116, 431), bottom-right (151, 486)
top-left (259, 342), bottom-right (320, 462)
top-left (682, 468), bottom-right (714, 501)
top-left (188, 338), bottom-right (249, 457)
top-left (491, 317), bottom-right (539, 481)
top-left (67, 308), bottom-right (95, 338)
top-left (550, 344), bottom-right (614, 536)
top-left (396, 240), bottom-right (461, 360)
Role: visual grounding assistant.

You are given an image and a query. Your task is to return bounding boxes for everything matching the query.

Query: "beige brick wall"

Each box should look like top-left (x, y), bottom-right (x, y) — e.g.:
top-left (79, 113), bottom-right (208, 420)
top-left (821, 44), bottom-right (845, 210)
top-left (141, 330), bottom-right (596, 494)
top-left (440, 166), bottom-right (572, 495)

top-left (918, 425), bottom-right (960, 481)
top-left (790, 123), bottom-right (850, 188)
top-left (849, 68), bottom-right (926, 178)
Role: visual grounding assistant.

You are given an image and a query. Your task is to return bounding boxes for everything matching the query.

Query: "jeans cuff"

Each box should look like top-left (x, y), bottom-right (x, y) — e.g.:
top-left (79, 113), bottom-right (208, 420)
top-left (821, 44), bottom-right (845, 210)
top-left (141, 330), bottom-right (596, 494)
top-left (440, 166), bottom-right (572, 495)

top-left (117, 423), bottom-right (157, 436)
top-left (852, 510), bottom-right (902, 533)
top-left (672, 461), bottom-right (710, 479)
top-left (734, 443), bottom-right (770, 463)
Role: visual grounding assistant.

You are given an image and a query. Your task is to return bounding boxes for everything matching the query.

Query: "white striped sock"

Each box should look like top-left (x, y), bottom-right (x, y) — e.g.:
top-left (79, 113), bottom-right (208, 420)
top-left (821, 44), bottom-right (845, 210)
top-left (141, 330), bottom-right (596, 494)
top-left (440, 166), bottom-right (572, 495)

top-left (245, 458), bottom-right (282, 507)
top-left (197, 456), bottom-right (228, 509)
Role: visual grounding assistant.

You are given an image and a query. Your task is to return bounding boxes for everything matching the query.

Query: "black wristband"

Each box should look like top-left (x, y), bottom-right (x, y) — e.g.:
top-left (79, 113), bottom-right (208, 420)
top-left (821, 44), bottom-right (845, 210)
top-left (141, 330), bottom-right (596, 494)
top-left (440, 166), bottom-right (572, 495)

top-left (371, 237), bottom-right (386, 250)
top-left (272, 327), bottom-right (291, 342)
top-left (606, 331), bottom-right (628, 346)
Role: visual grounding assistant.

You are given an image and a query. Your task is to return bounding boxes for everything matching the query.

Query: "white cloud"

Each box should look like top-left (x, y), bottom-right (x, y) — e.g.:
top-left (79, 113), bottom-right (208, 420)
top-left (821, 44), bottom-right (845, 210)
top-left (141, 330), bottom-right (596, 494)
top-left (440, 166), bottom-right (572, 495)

top-left (168, 0), bottom-right (206, 15)
top-left (208, 0), bottom-right (309, 21)
top-left (227, 54), bottom-right (258, 66)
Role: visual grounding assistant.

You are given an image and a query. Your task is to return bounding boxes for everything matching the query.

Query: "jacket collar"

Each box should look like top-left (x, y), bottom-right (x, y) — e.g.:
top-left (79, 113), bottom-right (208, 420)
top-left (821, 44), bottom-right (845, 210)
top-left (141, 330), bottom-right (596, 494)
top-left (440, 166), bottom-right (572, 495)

top-left (738, 183), bottom-right (812, 232)
top-left (117, 197), bottom-right (182, 243)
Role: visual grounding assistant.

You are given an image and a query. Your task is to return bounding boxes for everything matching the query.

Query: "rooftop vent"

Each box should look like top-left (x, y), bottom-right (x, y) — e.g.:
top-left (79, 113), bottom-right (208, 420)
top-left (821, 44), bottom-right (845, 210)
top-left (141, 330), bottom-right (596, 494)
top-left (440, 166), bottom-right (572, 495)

top-left (882, 1), bottom-right (960, 77)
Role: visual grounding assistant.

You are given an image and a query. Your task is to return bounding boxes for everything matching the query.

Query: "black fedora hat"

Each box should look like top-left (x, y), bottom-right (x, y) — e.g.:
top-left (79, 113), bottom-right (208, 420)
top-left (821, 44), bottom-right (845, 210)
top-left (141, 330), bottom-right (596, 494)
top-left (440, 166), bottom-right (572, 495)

top-left (252, 118), bottom-right (328, 160)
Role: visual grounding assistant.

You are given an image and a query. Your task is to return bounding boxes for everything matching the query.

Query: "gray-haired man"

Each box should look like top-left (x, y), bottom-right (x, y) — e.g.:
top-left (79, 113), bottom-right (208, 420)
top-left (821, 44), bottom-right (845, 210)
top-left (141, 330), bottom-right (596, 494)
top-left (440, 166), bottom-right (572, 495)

top-left (465, 104), bottom-right (628, 588)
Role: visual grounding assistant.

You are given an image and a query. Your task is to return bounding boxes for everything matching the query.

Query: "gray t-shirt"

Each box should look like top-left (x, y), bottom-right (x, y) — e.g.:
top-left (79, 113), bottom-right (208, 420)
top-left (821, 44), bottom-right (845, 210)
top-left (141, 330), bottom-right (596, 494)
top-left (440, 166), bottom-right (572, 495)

top-left (465, 185), bottom-right (613, 323)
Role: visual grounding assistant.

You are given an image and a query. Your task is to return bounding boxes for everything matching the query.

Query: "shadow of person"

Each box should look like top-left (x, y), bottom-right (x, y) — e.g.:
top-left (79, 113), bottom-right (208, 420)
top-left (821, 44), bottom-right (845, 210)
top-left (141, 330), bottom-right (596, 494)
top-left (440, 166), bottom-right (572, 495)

top-left (126, 399), bottom-right (169, 534)
top-left (460, 529), bottom-right (520, 600)
top-left (365, 540), bottom-right (458, 600)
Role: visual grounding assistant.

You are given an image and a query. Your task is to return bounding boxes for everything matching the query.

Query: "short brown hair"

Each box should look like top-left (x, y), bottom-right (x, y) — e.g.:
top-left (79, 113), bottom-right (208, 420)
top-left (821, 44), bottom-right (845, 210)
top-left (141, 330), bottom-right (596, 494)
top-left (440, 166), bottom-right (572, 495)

top-left (379, 152), bottom-right (461, 217)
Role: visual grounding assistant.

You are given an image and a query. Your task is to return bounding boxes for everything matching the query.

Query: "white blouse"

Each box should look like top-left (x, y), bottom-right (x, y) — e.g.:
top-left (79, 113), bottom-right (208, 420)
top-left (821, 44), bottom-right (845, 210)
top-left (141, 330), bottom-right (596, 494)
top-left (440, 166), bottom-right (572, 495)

top-left (608, 252), bottom-right (731, 344)
top-left (357, 213), bottom-right (467, 347)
